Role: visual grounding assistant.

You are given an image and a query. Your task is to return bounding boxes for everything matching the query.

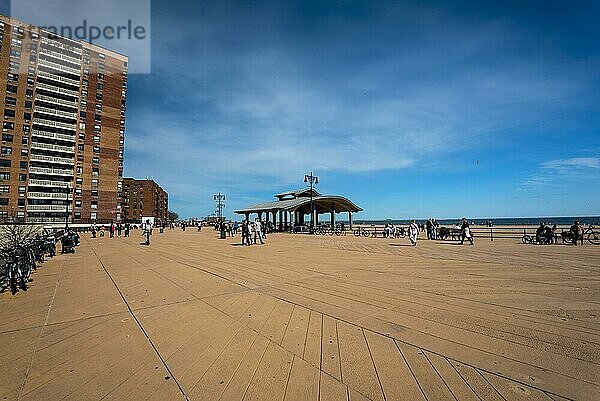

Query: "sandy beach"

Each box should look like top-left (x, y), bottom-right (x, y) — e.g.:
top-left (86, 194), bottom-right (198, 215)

top-left (1, 229), bottom-right (599, 401)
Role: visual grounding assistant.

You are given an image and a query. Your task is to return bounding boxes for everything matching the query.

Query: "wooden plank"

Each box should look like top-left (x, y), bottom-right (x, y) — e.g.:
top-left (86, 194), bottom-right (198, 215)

top-left (186, 327), bottom-right (258, 401)
top-left (364, 330), bottom-right (425, 401)
top-left (348, 388), bottom-right (371, 401)
top-left (320, 372), bottom-right (348, 401)
top-left (336, 321), bottom-right (384, 401)
top-left (481, 371), bottom-right (555, 401)
top-left (321, 315), bottom-right (342, 380)
top-left (283, 356), bottom-right (319, 401)
top-left (259, 300), bottom-right (294, 344)
top-left (449, 360), bottom-right (504, 401)
top-left (425, 351), bottom-right (480, 401)
top-left (281, 305), bottom-right (311, 357)
top-left (218, 336), bottom-right (270, 401)
top-left (396, 341), bottom-right (455, 401)
top-left (303, 311), bottom-right (323, 368)
top-left (242, 342), bottom-right (294, 401)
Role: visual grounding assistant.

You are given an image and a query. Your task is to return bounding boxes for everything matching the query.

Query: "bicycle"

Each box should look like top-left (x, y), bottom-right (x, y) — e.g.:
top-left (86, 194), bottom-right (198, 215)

top-left (561, 225), bottom-right (600, 245)
top-left (353, 227), bottom-right (370, 237)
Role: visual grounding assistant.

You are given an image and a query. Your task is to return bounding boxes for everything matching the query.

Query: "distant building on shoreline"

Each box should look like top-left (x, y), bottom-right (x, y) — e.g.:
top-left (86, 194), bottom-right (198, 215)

top-left (0, 15), bottom-right (127, 224)
top-left (121, 178), bottom-right (168, 224)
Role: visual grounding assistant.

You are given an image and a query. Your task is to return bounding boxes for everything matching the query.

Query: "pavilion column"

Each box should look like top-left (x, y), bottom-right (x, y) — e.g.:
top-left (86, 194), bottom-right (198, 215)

top-left (331, 202), bottom-right (335, 229)
top-left (348, 212), bottom-right (353, 230)
top-left (284, 210), bottom-right (288, 229)
top-left (266, 211), bottom-right (270, 224)
top-left (244, 213), bottom-right (249, 222)
top-left (279, 210), bottom-right (283, 230)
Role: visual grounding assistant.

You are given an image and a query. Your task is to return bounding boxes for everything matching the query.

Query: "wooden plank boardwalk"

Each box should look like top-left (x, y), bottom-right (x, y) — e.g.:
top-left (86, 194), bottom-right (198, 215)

top-left (1, 229), bottom-right (599, 401)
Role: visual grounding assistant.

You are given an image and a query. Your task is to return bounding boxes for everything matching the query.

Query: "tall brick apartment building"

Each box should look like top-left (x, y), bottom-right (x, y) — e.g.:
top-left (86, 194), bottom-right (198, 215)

top-left (122, 178), bottom-right (168, 224)
top-left (0, 15), bottom-right (127, 224)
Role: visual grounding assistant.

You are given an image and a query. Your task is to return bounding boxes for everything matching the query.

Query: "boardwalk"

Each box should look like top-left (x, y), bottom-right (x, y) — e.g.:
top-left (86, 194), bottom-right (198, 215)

top-left (1, 230), bottom-right (599, 401)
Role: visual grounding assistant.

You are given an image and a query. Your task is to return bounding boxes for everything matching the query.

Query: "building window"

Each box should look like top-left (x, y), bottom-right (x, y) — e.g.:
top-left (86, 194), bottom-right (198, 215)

top-left (17, 198), bottom-right (25, 206)
top-left (75, 200), bottom-right (82, 207)
top-left (2, 134), bottom-right (13, 142)
top-left (5, 97), bottom-right (16, 106)
top-left (3, 122), bottom-right (14, 131)
top-left (18, 174), bottom-right (26, 182)
top-left (91, 201), bottom-right (98, 209)
top-left (19, 161), bottom-right (27, 169)
top-left (1, 146), bottom-right (12, 155)
top-left (21, 137), bottom-right (28, 145)
top-left (91, 190), bottom-right (98, 197)
top-left (21, 149), bottom-right (28, 157)
top-left (23, 112), bottom-right (31, 122)
top-left (6, 84), bottom-right (17, 94)
top-left (75, 188), bottom-right (82, 196)
top-left (92, 157), bottom-right (99, 164)
top-left (0, 159), bottom-right (10, 167)
top-left (91, 212), bottom-right (97, 220)
top-left (76, 178), bottom-right (83, 184)
top-left (0, 172), bottom-right (10, 180)
top-left (4, 109), bottom-right (15, 119)
top-left (0, 198), bottom-right (8, 206)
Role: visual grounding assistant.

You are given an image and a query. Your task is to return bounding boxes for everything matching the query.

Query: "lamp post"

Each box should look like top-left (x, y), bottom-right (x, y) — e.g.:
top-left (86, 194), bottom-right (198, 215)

top-left (303, 172), bottom-right (318, 231)
top-left (65, 183), bottom-right (72, 230)
top-left (214, 193), bottom-right (226, 239)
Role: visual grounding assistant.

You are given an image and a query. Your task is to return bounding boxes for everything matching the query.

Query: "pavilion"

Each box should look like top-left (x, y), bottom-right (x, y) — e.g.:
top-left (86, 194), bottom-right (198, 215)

top-left (234, 188), bottom-right (362, 230)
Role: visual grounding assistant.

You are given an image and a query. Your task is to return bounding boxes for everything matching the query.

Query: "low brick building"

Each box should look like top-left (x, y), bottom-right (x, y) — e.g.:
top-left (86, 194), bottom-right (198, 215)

top-left (122, 178), bottom-right (168, 224)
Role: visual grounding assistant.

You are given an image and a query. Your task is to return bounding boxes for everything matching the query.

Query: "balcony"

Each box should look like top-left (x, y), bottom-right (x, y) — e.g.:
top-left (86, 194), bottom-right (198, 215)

top-left (39, 47), bottom-right (82, 65)
top-left (40, 36), bottom-right (83, 54)
top-left (31, 129), bottom-right (76, 142)
top-left (27, 192), bottom-right (68, 200)
top-left (36, 82), bottom-right (79, 97)
top-left (29, 154), bottom-right (74, 165)
top-left (28, 179), bottom-right (70, 188)
top-left (34, 105), bottom-right (78, 120)
top-left (35, 94), bottom-right (77, 108)
top-left (36, 70), bottom-right (81, 87)
top-left (29, 166), bottom-right (73, 176)
top-left (33, 117), bottom-right (77, 131)
top-left (38, 57), bottom-right (81, 75)
top-left (30, 142), bottom-right (75, 153)
top-left (26, 204), bottom-right (67, 212)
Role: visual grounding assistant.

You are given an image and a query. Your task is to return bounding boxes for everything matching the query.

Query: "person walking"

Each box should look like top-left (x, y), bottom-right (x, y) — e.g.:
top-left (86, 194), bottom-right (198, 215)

top-left (109, 222), bottom-right (115, 238)
top-left (91, 223), bottom-right (97, 238)
top-left (460, 218), bottom-right (474, 245)
top-left (142, 219), bottom-right (152, 245)
top-left (124, 223), bottom-right (130, 237)
top-left (253, 219), bottom-right (264, 244)
top-left (241, 220), bottom-right (251, 246)
top-left (409, 220), bottom-right (419, 246)
top-left (100, 225), bottom-right (106, 237)
top-left (117, 223), bottom-right (122, 237)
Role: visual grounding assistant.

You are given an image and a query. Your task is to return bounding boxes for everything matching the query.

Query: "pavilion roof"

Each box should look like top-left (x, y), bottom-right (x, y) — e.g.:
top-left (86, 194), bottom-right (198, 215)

top-left (234, 195), bottom-right (362, 214)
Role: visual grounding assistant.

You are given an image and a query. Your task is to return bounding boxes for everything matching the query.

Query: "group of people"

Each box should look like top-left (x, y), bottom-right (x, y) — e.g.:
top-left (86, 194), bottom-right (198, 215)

top-left (240, 219), bottom-right (267, 246)
top-left (408, 218), bottom-right (473, 246)
top-left (91, 222), bottom-right (131, 238)
top-left (425, 218), bottom-right (441, 240)
top-left (90, 220), bottom-right (156, 246)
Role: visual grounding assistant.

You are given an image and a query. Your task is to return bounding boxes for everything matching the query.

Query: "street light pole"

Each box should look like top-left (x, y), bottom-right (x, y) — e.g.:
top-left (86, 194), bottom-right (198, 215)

top-left (303, 172), bottom-right (319, 231)
top-left (214, 193), bottom-right (226, 239)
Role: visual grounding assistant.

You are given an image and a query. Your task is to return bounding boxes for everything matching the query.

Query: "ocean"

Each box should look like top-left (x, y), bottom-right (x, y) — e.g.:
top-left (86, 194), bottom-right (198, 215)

top-left (354, 216), bottom-right (600, 226)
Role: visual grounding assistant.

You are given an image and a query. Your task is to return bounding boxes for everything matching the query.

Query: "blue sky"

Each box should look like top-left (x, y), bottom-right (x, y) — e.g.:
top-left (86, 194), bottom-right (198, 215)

top-left (5, 0), bottom-right (600, 219)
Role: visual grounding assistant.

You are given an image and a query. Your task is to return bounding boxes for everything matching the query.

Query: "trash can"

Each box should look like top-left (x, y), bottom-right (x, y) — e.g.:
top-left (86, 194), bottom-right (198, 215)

top-left (220, 229), bottom-right (226, 239)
